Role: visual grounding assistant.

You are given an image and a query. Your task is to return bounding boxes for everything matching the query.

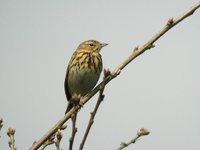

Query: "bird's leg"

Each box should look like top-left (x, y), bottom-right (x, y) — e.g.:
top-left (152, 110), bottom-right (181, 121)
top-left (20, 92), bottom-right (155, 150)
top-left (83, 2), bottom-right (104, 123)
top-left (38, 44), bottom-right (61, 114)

top-left (71, 94), bottom-right (84, 111)
top-left (71, 94), bottom-right (81, 106)
top-left (79, 97), bottom-right (85, 106)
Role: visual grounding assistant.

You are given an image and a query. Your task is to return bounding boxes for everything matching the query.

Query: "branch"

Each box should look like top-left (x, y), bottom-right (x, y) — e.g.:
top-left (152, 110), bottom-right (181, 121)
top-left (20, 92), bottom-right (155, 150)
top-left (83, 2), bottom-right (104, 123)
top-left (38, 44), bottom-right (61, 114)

top-left (55, 129), bottom-right (62, 150)
top-left (39, 126), bottom-right (65, 150)
top-left (40, 130), bottom-right (63, 150)
top-left (116, 128), bottom-right (150, 150)
top-left (40, 138), bottom-right (54, 150)
top-left (79, 89), bottom-right (104, 150)
top-left (79, 69), bottom-right (108, 150)
top-left (28, 2), bottom-right (200, 150)
top-left (7, 128), bottom-right (17, 150)
top-left (69, 112), bottom-right (78, 150)
top-left (39, 125), bottom-right (66, 150)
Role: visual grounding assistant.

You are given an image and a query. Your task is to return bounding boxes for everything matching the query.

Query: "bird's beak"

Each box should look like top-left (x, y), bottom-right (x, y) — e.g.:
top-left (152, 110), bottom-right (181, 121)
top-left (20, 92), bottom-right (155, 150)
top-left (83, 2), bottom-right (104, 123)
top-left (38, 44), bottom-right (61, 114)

top-left (101, 43), bottom-right (108, 47)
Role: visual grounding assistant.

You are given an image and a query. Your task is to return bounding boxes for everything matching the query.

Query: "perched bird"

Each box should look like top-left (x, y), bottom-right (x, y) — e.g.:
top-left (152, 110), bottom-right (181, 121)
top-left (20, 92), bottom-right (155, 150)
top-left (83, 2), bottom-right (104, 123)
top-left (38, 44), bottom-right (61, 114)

top-left (64, 40), bottom-right (108, 114)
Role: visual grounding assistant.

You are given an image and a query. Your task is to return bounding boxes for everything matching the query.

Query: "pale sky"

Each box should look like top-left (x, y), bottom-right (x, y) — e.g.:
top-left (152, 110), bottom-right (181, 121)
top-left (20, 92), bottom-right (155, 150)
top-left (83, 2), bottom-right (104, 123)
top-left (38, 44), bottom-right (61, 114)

top-left (0, 0), bottom-right (200, 150)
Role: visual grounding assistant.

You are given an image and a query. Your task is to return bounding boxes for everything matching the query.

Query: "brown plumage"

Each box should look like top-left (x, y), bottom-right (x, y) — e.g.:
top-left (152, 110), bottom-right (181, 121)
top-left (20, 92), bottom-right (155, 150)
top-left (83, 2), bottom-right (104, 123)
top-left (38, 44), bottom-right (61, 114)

top-left (64, 40), bottom-right (108, 113)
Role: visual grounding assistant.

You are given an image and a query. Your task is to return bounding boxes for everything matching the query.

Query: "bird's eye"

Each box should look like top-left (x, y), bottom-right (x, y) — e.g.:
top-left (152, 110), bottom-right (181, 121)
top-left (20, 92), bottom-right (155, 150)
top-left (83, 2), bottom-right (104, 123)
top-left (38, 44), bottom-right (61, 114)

top-left (89, 43), bottom-right (94, 47)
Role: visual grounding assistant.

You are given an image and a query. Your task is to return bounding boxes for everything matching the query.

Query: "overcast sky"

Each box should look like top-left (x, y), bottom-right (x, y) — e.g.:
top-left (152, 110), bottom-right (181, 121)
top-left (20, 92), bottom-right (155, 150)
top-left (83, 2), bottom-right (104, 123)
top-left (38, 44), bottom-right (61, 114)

top-left (0, 0), bottom-right (200, 150)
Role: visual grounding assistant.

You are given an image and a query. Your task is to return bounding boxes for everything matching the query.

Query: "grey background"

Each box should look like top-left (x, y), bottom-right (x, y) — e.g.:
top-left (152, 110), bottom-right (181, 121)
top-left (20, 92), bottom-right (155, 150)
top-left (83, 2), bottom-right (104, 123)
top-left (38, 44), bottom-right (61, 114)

top-left (0, 0), bottom-right (200, 150)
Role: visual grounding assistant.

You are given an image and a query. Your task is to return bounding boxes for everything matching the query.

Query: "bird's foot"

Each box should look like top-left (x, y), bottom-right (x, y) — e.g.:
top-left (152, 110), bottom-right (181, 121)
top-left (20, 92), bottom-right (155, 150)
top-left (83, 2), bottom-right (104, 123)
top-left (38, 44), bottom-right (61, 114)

top-left (71, 94), bottom-right (84, 111)
top-left (71, 94), bottom-right (81, 106)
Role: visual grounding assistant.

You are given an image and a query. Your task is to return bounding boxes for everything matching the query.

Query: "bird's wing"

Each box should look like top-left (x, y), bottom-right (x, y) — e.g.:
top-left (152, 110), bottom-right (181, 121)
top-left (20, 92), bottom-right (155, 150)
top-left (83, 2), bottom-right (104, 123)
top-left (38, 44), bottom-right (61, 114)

top-left (64, 51), bottom-right (78, 114)
top-left (64, 64), bottom-right (71, 101)
top-left (64, 66), bottom-right (73, 114)
top-left (64, 51), bottom-right (77, 101)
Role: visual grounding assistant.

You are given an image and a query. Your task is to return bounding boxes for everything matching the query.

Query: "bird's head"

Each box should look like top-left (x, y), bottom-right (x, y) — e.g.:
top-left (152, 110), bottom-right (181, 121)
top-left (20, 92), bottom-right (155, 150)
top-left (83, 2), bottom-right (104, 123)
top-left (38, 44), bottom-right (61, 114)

top-left (77, 40), bottom-right (108, 52)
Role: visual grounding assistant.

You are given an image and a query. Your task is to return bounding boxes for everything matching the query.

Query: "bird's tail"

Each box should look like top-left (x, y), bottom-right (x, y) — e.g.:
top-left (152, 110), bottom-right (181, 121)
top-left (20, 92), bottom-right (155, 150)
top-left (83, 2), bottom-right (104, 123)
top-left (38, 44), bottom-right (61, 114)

top-left (65, 102), bottom-right (73, 114)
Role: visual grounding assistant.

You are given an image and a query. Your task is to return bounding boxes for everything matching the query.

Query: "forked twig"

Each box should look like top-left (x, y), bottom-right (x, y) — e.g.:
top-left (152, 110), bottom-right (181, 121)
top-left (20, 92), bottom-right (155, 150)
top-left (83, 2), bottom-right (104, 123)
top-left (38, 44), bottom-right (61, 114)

top-left (40, 125), bottom-right (66, 150)
top-left (40, 138), bottom-right (54, 150)
top-left (29, 2), bottom-right (200, 150)
top-left (117, 128), bottom-right (150, 150)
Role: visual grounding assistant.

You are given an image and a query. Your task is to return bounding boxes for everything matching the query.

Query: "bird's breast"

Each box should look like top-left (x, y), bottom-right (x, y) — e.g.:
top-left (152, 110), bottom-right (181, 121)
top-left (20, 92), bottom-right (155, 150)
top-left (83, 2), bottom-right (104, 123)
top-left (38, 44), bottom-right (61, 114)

top-left (67, 52), bottom-right (102, 97)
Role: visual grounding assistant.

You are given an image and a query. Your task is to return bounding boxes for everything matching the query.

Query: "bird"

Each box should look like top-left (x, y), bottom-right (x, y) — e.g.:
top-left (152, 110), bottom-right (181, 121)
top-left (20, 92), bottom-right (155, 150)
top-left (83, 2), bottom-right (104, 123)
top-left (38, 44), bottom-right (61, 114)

top-left (64, 40), bottom-right (108, 114)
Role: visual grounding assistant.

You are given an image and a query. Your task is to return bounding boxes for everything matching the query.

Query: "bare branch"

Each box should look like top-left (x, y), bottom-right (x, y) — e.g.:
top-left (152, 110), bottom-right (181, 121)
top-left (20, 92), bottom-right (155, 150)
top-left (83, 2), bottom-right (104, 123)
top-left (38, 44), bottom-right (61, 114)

top-left (116, 128), bottom-right (150, 150)
top-left (40, 126), bottom-right (66, 150)
top-left (79, 90), bottom-right (104, 150)
top-left (28, 2), bottom-right (200, 150)
top-left (40, 125), bottom-right (67, 150)
top-left (7, 128), bottom-right (17, 150)
top-left (40, 138), bottom-right (54, 150)
top-left (55, 130), bottom-right (62, 150)
top-left (69, 112), bottom-right (78, 150)
top-left (79, 69), bottom-right (108, 150)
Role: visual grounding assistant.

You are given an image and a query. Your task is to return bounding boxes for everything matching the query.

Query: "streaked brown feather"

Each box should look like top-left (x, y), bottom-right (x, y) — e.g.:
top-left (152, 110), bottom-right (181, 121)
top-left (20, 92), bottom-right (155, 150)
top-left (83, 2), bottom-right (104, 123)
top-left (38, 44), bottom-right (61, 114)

top-left (64, 40), bottom-right (107, 114)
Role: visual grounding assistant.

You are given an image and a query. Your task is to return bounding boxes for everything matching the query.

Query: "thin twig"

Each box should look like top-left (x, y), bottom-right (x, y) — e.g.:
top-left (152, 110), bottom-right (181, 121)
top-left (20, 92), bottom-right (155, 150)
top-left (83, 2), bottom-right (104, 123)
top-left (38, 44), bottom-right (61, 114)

top-left (40, 125), bottom-right (66, 150)
top-left (69, 112), bottom-right (78, 150)
top-left (55, 129), bottom-right (62, 150)
top-left (28, 2), bottom-right (200, 150)
top-left (40, 139), bottom-right (54, 150)
top-left (116, 128), bottom-right (150, 150)
top-left (7, 128), bottom-right (17, 150)
top-left (79, 91), bottom-right (104, 150)
top-left (79, 70), bottom-right (108, 150)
